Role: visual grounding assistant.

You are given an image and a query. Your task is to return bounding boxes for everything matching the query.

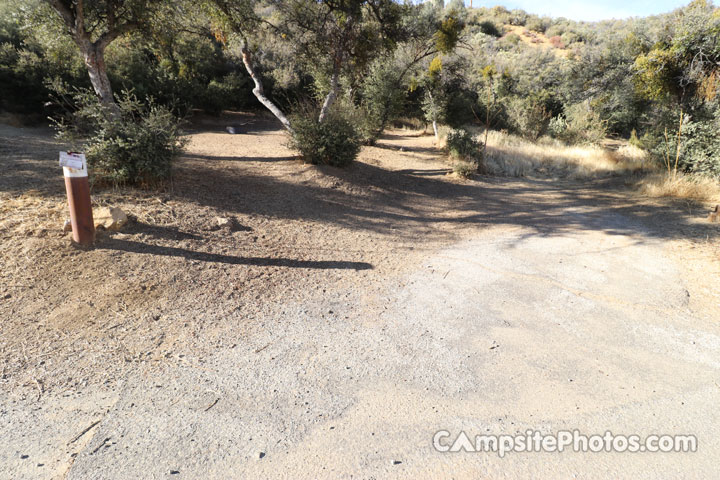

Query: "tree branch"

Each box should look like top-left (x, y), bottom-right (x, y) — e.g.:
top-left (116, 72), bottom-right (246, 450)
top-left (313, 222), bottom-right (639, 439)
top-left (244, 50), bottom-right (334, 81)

top-left (96, 22), bottom-right (138, 50)
top-left (45, 0), bottom-right (77, 34)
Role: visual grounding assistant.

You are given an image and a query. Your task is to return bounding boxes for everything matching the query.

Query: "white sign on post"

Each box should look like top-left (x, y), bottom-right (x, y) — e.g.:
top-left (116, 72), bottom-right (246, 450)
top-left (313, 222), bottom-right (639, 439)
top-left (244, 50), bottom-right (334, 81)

top-left (59, 152), bottom-right (86, 170)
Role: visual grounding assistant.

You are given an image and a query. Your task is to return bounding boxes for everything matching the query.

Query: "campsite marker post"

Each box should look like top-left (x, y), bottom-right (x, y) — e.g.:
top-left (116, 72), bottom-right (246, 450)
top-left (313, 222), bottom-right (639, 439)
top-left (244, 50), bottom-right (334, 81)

top-left (60, 152), bottom-right (95, 245)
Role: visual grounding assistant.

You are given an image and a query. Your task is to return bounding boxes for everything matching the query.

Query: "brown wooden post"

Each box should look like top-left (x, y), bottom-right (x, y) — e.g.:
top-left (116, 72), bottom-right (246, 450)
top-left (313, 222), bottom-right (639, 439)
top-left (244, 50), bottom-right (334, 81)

top-left (61, 152), bottom-right (95, 245)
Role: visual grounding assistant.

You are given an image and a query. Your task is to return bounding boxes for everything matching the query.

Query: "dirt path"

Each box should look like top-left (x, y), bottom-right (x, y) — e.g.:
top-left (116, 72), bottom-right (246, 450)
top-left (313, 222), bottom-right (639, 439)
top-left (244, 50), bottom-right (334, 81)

top-left (1, 115), bottom-right (719, 479)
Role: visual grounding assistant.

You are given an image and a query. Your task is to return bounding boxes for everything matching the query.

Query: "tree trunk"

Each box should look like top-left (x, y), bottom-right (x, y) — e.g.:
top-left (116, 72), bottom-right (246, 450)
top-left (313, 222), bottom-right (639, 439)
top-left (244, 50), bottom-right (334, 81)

top-left (318, 69), bottom-right (340, 123)
top-left (239, 42), bottom-right (293, 133)
top-left (432, 119), bottom-right (439, 143)
top-left (673, 109), bottom-right (684, 179)
top-left (483, 105), bottom-right (491, 159)
top-left (82, 44), bottom-right (115, 107)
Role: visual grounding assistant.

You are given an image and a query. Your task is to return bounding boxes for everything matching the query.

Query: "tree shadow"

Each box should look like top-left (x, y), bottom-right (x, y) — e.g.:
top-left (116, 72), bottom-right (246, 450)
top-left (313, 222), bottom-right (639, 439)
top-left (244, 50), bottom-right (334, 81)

top-left (125, 221), bottom-right (204, 241)
top-left (3, 119), bottom-right (718, 247)
top-left (97, 238), bottom-right (373, 270)
top-left (172, 145), bottom-right (720, 245)
top-left (372, 141), bottom-right (440, 156)
top-left (182, 153), bottom-right (298, 164)
top-left (184, 112), bottom-right (284, 136)
top-left (0, 126), bottom-right (65, 195)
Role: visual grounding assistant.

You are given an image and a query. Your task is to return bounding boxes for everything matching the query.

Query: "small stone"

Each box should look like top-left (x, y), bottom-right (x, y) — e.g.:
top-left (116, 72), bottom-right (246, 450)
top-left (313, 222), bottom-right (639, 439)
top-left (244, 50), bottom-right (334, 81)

top-left (226, 126), bottom-right (236, 134)
top-left (170, 470), bottom-right (180, 475)
top-left (393, 460), bottom-right (402, 465)
top-left (94, 207), bottom-right (128, 231)
top-left (258, 452), bottom-right (266, 459)
top-left (63, 219), bottom-right (72, 232)
top-left (215, 217), bottom-right (232, 227)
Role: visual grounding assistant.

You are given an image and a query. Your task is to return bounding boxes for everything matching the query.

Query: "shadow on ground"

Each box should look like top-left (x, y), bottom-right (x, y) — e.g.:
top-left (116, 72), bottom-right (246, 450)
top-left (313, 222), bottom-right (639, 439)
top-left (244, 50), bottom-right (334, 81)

top-left (97, 238), bottom-right (373, 270)
top-left (2, 119), bottom-right (717, 247)
top-left (174, 154), bottom-right (719, 245)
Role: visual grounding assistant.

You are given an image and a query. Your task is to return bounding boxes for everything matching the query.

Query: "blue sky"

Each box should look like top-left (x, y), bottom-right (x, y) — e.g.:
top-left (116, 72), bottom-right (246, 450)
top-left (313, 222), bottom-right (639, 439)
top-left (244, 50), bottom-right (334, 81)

top-left (466, 0), bottom-right (701, 21)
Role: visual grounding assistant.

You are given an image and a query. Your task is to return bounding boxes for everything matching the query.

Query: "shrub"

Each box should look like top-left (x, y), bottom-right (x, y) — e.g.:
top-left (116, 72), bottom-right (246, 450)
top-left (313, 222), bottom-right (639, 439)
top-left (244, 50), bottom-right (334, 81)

top-left (525, 16), bottom-right (548, 34)
top-left (436, 15), bottom-right (463, 53)
top-left (0, 3), bottom-right (86, 115)
top-left (447, 128), bottom-right (483, 175)
top-left (548, 102), bottom-right (607, 145)
top-left (498, 33), bottom-right (521, 50)
top-left (453, 160), bottom-right (479, 178)
top-left (288, 107), bottom-right (361, 167)
top-left (545, 24), bottom-right (565, 38)
top-left (629, 129), bottom-right (656, 151)
top-left (509, 9), bottom-right (528, 26)
top-left (677, 119), bottom-right (720, 178)
top-left (506, 95), bottom-right (551, 140)
top-left (358, 58), bottom-right (406, 144)
top-left (478, 20), bottom-right (502, 37)
top-left (53, 88), bottom-right (186, 186)
top-left (546, 114), bottom-right (566, 135)
top-left (644, 118), bottom-right (720, 179)
top-left (548, 36), bottom-right (565, 49)
top-left (447, 128), bottom-right (482, 160)
top-left (561, 31), bottom-right (582, 46)
top-left (203, 72), bottom-right (255, 115)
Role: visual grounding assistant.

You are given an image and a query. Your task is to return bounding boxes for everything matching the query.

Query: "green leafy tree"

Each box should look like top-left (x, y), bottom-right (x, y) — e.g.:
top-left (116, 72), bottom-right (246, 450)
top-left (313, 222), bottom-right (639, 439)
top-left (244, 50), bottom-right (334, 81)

top-left (421, 56), bottom-right (447, 141)
top-left (473, 64), bottom-right (511, 156)
top-left (210, 0), bottom-right (406, 131)
top-left (634, 0), bottom-right (720, 176)
top-left (41, 0), bottom-right (165, 107)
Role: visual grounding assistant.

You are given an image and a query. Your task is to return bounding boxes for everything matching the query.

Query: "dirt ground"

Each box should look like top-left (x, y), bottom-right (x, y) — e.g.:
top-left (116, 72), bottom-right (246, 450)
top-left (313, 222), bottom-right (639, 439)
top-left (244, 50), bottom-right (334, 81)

top-left (1, 113), bottom-right (719, 479)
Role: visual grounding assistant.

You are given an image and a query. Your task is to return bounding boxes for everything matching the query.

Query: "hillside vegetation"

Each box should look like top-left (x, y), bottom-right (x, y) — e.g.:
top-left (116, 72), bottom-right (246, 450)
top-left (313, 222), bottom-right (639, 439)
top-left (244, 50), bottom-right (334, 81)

top-left (0, 0), bottom-right (719, 196)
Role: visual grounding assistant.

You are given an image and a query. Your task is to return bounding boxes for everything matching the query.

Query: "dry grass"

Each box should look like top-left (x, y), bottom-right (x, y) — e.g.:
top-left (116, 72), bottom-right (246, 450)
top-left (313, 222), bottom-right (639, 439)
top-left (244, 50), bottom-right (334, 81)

top-left (476, 129), bottom-right (720, 204)
top-left (0, 193), bottom-right (67, 237)
top-left (638, 173), bottom-right (720, 204)
top-left (479, 130), bottom-right (651, 179)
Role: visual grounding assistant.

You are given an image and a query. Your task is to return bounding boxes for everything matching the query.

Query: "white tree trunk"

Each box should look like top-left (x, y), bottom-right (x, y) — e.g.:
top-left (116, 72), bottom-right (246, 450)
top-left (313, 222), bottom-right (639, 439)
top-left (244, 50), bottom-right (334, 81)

top-left (318, 70), bottom-right (340, 123)
top-left (240, 43), bottom-right (293, 133)
top-left (432, 120), bottom-right (439, 143)
top-left (82, 44), bottom-right (115, 106)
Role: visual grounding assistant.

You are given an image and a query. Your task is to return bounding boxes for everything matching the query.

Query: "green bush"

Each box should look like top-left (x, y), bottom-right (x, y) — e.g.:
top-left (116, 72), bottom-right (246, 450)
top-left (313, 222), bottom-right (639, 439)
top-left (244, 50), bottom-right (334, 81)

top-left (0, 1), bottom-right (87, 115)
top-left (53, 88), bottom-right (186, 186)
top-left (453, 160), bottom-right (479, 178)
top-left (203, 72), bottom-right (255, 115)
top-left (478, 20), bottom-right (502, 37)
top-left (525, 16), bottom-right (549, 33)
top-left (288, 108), bottom-right (361, 167)
top-left (497, 33), bottom-right (521, 50)
top-left (106, 34), bottom-right (254, 115)
top-left (506, 95), bottom-right (551, 140)
top-left (509, 9), bottom-right (528, 26)
top-left (447, 128), bottom-right (483, 176)
top-left (629, 129), bottom-right (657, 151)
top-left (357, 58), bottom-right (406, 144)
top-left (447, 128), bottom-right (482, 160)
top-left (640, 118), bottom-right (720, 178)
top-left (547, 115), bottom-right (569, 139)
top-left (677, 120), bottom-right (720, 178)
top-left (548, 102), bottom-right (607, 145)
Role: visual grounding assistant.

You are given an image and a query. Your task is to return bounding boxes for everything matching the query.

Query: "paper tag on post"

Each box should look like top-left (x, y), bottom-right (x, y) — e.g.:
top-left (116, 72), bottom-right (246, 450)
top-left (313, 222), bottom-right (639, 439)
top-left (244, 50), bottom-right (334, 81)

top-left (59, 152), bottom-right (86, 170)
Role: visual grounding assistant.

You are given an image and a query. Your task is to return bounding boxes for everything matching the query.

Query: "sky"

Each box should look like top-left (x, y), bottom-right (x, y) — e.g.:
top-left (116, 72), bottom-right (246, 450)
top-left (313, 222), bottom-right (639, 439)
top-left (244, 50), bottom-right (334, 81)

top-left (465, 0), bottom-right (701, 21)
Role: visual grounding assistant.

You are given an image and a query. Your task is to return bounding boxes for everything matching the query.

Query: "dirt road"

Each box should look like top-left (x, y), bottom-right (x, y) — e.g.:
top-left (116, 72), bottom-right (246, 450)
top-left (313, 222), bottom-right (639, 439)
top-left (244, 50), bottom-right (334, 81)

top-left (1, 115), bottom-right (719, 478)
